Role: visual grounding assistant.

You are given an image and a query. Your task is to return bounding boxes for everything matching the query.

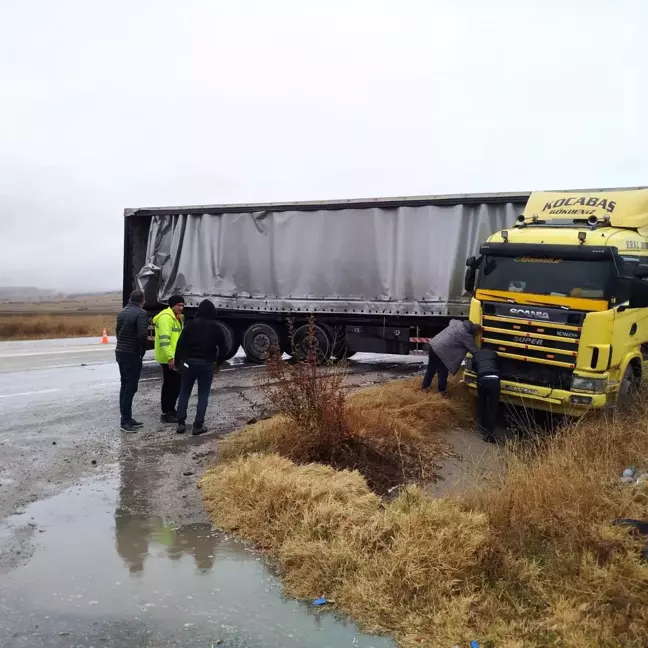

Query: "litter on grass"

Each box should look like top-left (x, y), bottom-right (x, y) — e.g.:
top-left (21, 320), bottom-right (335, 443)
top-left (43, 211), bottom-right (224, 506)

top-left (312, 597), bottom-right (329, 606)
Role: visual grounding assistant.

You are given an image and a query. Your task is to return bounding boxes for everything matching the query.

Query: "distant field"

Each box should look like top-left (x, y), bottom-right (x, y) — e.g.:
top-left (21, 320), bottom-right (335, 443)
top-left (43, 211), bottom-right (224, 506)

top-left (0, 313), bottom-right (118, 341)
top-left (0, 292), bottom-right (121, 314)
top-left (0, 294), bottom-right (121, 340)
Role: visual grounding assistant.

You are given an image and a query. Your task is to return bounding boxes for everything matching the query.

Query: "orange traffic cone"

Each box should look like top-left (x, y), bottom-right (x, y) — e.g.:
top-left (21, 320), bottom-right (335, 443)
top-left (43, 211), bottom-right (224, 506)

top-left (101, 328), bottom-right (109, 344)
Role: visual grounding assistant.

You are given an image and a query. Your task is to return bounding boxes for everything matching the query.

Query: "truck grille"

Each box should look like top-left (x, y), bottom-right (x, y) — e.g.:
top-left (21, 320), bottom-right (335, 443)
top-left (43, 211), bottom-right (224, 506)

top-left (481, 301), bottom-right (584, 379)
top-left (496, 357), bottom-right (573, 390)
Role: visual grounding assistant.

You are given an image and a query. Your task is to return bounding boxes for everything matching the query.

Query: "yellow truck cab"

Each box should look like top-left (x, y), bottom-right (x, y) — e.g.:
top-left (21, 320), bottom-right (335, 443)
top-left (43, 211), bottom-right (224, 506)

top-left (463, 188), bottom-right (648, 415)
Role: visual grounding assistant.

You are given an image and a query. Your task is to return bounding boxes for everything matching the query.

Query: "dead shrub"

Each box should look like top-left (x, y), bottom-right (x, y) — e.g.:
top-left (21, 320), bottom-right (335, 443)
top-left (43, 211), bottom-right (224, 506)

top-left (262, 321), bottom-right (352, 465)
top-left (220, 319), bottom-right (472, 491)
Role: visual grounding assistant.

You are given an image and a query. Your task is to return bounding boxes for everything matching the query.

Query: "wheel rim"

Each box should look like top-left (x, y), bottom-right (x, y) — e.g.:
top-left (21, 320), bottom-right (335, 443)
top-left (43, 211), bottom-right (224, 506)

top-left (243, 323), bottom-right (281, 362)
top-left (293, 325), bottom-right (331, 362)
top-left (252, 332), bottom-right (272, 357)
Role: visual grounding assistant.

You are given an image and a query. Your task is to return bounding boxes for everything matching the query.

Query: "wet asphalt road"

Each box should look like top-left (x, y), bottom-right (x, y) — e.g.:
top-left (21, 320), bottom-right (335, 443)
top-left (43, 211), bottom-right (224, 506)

top-left (0, 337), bottom-right (423, 647)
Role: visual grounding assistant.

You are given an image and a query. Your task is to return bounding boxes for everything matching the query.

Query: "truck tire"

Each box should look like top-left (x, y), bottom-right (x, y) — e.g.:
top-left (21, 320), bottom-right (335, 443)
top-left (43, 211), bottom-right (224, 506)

top-left (242, 322), bottom-right (281, 364)
top-left (214, 321), bottom-right (240, 362)
top-left (618, 363), bottom-right (641, 406)
top-left (292, 323), bottom-right (332, 363)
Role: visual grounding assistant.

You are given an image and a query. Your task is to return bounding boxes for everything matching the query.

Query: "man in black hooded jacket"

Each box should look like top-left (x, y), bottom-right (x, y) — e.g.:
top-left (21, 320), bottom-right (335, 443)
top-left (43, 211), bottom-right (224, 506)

top-left (115, 290), bottom-right (148, 432)
top-left (472, 348), bottom-right (500, 443)
top-left (174, 300), bottom-right (227, 435)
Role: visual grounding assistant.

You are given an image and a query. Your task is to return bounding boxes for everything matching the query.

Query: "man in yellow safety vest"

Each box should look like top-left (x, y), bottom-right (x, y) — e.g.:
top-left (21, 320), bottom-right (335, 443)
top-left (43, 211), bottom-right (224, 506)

top-left (153, 295), bottom-right (185, 422)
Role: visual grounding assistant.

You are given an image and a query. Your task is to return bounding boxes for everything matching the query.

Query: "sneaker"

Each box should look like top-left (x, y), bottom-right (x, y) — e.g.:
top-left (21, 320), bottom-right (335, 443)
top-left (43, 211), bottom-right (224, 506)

top-left (192, 424), bottom-right (207, 436)
top-left (120, 422), bottom-right (137, 433)
top-left (176, 422), bottom-right (187, 435)
top-left (129, 419), bottom-right (144, 428)
top-left (161, 413), bottom-right (179, 424)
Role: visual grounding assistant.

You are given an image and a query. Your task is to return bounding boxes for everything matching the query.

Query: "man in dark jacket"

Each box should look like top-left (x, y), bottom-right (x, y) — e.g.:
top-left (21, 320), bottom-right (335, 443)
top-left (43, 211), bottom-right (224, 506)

top-left (115, 290), bottom-right (149, 432)
top-left (472, 348), bottom-right (500, 443)
top-left (422, 320), bottom-right (481, 393)
top-left (174, 300), bottom-right (227, 436)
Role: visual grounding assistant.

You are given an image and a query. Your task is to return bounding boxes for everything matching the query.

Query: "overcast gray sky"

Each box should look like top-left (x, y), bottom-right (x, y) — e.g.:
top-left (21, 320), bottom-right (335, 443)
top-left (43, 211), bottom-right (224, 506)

top-left (1, 0), bottom-right (646, 291)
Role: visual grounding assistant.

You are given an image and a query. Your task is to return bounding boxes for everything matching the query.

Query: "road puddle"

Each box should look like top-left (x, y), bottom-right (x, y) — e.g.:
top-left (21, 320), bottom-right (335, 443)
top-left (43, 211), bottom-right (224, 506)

top-left (0, 477), bottom-right (394, 648)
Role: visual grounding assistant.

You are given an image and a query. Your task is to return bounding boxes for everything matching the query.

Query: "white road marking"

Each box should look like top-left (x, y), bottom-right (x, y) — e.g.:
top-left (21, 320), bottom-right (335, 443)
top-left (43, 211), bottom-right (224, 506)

top-left (0, 388), bottom-right (62, 399)
top-left (0, 377), bottom-right (159, 399)
top-left (0, 347), bottom-right (115, 359)
top-left (6, 359), bottom-right (158, 371)
top-left (89, 377), bottom-right (159, 389)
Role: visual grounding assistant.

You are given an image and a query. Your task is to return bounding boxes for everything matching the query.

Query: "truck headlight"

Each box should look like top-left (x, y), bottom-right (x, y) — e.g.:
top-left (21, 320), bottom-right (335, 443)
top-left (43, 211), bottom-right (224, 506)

top-left (571, 376), bottom-right (607, 394)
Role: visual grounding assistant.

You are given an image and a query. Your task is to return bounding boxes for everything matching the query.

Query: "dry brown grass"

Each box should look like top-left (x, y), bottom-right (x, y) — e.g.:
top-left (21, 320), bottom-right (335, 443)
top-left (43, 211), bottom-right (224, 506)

top-left (202, 399), bottom-right (648, 647)
top-left (219, 375), bottom-right (472, 491)
top-left (0, 313), bottom-right (116, 340)
top-left (0, 292), bottom-right (121, 313)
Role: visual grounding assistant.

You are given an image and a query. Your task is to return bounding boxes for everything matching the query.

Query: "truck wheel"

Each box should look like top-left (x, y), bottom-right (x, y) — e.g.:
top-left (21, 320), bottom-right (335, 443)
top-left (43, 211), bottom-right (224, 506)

top-left (618, 363), bottom-right (641, 406)
top-left (214, 321), bottom-right (240, 362)
top-left (242, 322), bottom-right (281, 364)
top-left (292, 323), bottom-right (332, 363)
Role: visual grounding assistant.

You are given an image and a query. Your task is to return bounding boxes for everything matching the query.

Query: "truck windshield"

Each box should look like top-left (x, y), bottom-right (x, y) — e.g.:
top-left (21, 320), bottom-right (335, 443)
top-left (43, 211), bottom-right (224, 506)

top-left (477, 256), bottom-right (612, 299)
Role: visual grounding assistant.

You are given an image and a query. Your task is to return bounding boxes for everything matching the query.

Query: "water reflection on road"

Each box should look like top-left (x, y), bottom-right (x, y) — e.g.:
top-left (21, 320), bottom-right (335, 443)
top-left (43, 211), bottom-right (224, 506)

top-left (0, 443), bottom-right (394, 648)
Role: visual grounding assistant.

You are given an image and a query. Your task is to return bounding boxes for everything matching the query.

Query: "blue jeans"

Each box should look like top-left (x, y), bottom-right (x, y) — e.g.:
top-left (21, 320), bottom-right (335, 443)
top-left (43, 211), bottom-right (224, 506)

top-left (422, 350), bottom-right (449, 392)
top-left (116, 352), bottom-right (143, 424)
top-left (176, 359), bottom-right (214, 426)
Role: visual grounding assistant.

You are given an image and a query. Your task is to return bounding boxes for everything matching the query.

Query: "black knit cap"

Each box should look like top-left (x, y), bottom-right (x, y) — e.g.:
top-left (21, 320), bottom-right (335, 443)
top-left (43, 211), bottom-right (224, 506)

top-left (196, 299), bottom-right (218, 320)
top-left (168, 295), bottom-right (185, 307)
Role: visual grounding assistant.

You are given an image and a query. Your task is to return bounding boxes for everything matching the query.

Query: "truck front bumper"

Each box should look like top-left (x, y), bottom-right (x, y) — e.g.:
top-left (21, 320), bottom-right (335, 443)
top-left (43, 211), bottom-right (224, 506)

top-left (463, 371), bottom-right (608, 415)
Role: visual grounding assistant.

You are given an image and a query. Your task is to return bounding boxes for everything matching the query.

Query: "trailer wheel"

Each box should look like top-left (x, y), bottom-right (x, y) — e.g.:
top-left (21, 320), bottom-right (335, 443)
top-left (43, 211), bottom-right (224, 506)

top-left (292, 323), bottom-right (332, 363)
top-left (214, 321), bottom-right (240, 362)
top-left (242, 322), bottom-right (281, 364)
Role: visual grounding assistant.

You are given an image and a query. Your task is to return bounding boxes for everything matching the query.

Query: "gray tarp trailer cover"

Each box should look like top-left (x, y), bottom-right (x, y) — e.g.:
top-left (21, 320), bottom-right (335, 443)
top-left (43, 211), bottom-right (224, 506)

top-left (123, 193), bottom-right (529, 360)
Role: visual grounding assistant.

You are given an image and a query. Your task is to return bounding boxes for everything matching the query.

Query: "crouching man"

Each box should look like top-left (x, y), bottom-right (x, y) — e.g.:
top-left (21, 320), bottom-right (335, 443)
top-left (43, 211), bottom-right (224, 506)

top-left (472, 348), bottom-right (500, 443)
top-left (422, 320), bottom-right (482, 394)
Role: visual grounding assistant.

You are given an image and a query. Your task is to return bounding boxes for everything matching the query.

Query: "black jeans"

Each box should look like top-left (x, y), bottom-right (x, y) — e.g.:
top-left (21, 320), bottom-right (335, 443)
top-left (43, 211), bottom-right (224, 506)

top-left (176, 359), bottom-right (215, 427)
top-left (477, 376), bottom-right (500, 438)
top-left (161, 363), bottom-right (182, 414)
top-left (422, 350), bottom-right (449, 392)
top-left (116, 352), bottom-right (143, 424)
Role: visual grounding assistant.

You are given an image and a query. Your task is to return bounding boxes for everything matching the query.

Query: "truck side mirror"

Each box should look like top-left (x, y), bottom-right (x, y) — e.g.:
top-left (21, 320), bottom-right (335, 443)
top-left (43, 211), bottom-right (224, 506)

top-left (465, 256), bottom-right (476, 268)
top-left (464, 267), bottom-right (477, 293)
top-left (629, 279), bottom-right (648, 309)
